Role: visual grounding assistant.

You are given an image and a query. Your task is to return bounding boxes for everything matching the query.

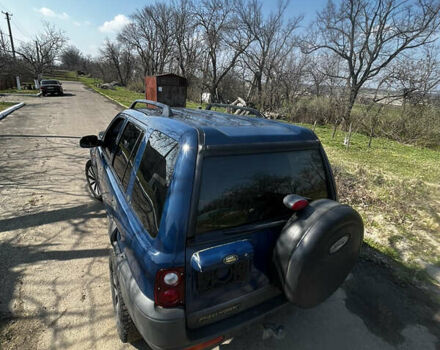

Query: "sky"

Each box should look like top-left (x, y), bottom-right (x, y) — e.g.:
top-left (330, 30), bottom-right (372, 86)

top-left (0, 0), bottom-right (328, 57)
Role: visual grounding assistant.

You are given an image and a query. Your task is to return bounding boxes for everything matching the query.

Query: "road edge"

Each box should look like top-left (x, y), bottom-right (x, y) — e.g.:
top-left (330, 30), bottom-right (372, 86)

top-left (84, 85), bottom-right (128, 109)
top-left (0, 102), bottom-right (25, 121)
top-left (0, 92), bottom-right (41, 97)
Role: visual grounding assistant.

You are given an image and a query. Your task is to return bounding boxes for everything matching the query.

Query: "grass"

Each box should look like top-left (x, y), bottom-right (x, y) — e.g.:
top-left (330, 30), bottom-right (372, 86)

top-left (0, 102), bottom-right (15, 112)
top-left (76, 77), bottom-right (440, 281)
top-left (79, 76), bottom-right (143, 107)
top-left (43, 70), bottom-right (80, 82)
top-left (309, 124), bottom-right (440, 183)
top-left (306, 123), bottom-right (440, 279)
top-left (0, 89), bottom-right (38, 94)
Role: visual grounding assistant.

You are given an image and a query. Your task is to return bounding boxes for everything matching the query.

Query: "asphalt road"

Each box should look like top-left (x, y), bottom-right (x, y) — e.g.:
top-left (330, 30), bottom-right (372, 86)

top-left (0, 81), bottom-right (438, 350)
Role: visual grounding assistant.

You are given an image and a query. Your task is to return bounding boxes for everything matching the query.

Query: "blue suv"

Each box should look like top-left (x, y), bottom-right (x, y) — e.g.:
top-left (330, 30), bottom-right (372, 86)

top-left (80, 100), bottom-right (363, 350)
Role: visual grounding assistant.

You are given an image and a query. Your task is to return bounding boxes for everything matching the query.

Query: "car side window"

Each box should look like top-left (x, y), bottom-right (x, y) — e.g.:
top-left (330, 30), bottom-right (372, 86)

top-left (103, 117), bottom-right (125, 160)
top-left (113, 122), bottom-right (143, 189)
top-left (131, 131), bottom-right (179, 237)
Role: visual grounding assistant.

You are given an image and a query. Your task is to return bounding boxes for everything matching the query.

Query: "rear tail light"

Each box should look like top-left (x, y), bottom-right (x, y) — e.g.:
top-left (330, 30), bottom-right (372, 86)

top-left (154, 267), bottom-right (184, 308)
top-left (283, 194), bottom-right (309, 211)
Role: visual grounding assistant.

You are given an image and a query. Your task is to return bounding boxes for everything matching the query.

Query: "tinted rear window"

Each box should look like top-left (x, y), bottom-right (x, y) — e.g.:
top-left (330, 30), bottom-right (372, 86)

top-left (41, 80), bottom-right (59, 85)
top-left (196, 150), bottom-right (328, 234)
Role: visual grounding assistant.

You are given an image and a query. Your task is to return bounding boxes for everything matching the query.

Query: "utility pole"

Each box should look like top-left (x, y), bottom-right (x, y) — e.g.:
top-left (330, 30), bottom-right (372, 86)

top-left (2, 11), bottom-right (15, 59)
top-left (35, 41), bottom-right (39, 62)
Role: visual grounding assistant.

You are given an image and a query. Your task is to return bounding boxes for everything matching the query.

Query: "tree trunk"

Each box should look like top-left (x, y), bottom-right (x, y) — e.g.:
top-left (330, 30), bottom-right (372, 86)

top-left (256, 72), bottom-right (262, 109)
top-left (332, 119), bottom-right (338, 139)
top-left (342, 87), bottom-right (358, 147)
top-left (344, 122), bottom-right (353, 150)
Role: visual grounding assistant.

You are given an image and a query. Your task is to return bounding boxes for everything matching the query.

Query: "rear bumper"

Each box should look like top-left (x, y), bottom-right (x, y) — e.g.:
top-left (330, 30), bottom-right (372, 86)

top-left (41, 87), bottom-right (62, 94)
top-left (113, 244), bottom-right (287, 350)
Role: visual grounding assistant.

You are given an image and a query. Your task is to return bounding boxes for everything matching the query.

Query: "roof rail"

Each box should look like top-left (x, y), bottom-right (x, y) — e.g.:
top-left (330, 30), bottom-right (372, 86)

top-left (130, 99), bottom-right (172, 117)
top-left (206, 103), bottom-right (265, 118)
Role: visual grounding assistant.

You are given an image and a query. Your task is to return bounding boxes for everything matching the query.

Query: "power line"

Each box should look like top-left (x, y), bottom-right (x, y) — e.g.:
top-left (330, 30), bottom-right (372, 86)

top-left (11, 20), bottom-right (31, 41)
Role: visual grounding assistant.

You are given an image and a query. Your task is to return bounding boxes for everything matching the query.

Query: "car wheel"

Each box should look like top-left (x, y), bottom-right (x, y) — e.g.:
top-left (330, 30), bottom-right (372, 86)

top-left (85, 159), bottom-right (102, 201)
top-left (109, 250), bottom-right (140, 343)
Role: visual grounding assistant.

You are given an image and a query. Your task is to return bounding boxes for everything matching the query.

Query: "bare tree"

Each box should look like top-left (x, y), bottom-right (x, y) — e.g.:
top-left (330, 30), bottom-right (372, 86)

top-left (16, 23), bottom-right (67, 78)
top-left (238, 0), bottom-right (302, 107)
top-left (0, 29), bottom-right (11, 70)
top-left (170, 0), bottom-right (203, 77)
top-left (271, 50), bottom-right (309, 109)
top-left (60, 46), bottom-right (83, 71)
top-left (386, 44), bottom-right (440, 106)
top-left (100, 40), bottom-right (134, 86)
top-left (194, 0), bottom-right (254, 102)
top-left (304, 0), bottom-right (440, 138)
top-left (119, 3), bottom-right (175, 76)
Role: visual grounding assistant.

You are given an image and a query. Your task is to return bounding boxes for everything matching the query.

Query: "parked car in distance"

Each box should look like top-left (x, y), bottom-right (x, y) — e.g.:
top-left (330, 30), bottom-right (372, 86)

top-left (40, 80), bottom-right (63, 96)
top-left (80, 99), bottom-right (364, 350)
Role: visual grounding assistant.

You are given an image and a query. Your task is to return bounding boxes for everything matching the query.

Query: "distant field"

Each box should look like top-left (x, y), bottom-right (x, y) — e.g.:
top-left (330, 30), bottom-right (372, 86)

top-left (0, 102), bottom-right (15, 112)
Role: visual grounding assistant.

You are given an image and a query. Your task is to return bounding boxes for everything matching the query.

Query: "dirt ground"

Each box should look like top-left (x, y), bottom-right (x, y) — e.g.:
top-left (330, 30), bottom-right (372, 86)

top-left (0, 82), bottom-right (439, 350)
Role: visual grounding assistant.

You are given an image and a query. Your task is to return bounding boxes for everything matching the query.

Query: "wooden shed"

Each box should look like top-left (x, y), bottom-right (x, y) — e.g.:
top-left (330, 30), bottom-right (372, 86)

top-left (145, 74), bottom-right (187, 107)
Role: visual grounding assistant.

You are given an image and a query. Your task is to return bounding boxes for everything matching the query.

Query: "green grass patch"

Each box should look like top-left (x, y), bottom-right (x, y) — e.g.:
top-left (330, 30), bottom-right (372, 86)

top-left (303, 123), bottom-right (440, 183)
top-left (43, 70), bottom-right (80, 81)
top-left (0, 102), bottom-right (15, 112)
top-left (79, 76), bottom-right (143, 107)
top-left (0, 89), bottom-right (37, 94)
top-left (299, 123), bottom-right (440, 277)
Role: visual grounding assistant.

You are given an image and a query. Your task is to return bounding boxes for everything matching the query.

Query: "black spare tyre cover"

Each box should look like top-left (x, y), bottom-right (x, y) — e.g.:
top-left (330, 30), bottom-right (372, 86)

top-left (274, 199), bottom-right (363, 308)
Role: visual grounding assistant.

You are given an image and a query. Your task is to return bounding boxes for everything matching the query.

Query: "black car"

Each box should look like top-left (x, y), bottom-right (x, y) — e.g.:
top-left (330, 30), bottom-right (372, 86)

top-left (40, 80), bottom-right (64, 96)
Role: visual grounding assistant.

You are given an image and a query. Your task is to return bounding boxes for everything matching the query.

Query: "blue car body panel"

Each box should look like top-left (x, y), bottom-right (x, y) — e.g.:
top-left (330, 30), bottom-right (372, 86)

top-left (90, 105), bottom-right (336, 346)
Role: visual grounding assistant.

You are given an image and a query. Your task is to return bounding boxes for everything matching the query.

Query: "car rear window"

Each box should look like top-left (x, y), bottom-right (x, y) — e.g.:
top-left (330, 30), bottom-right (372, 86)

top-left (41, 80), bottom-right (58, 85)
top-left (196, 149), bottom-right (328, 234)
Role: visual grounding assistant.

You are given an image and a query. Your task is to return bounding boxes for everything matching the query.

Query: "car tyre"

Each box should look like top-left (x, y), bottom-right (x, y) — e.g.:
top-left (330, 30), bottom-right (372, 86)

top-left (109, 249), bottom-right (140, 343)
top-left (85, 159), bottom-right (102, 201)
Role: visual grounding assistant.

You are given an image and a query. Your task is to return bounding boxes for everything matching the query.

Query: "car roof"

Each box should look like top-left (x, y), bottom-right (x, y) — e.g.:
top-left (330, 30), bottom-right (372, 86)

top-left (123, 107), bottom-right (318, 146)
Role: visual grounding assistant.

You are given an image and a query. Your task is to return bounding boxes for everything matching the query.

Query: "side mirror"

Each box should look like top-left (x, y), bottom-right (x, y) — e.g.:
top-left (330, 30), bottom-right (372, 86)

top-left (80, 135), bottom-right (103, 148)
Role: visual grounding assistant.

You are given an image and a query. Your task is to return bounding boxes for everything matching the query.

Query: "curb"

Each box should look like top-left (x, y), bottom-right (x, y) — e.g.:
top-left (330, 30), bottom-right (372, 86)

top-left (0, 92), bottom-right (41, 97)
top-left (86, 86), bottom-right (128, 109)
top-left (0, 102), bottom-right (25, 121)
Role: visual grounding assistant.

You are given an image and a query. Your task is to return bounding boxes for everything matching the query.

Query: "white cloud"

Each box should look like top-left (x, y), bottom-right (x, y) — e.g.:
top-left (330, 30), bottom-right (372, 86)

top-left (73, 20), bottom-right (91, 27)
top-left (36, 7), bottom-right (69, 20)
top-left (99, 14), bottom-right (130, 33)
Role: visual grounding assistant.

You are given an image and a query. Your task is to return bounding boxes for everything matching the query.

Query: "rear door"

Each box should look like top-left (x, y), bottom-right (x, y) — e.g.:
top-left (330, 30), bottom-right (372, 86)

top-left (97, 117), bottom-right (143, 235)
top-left (185, 147), bottom-right (331, 329)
